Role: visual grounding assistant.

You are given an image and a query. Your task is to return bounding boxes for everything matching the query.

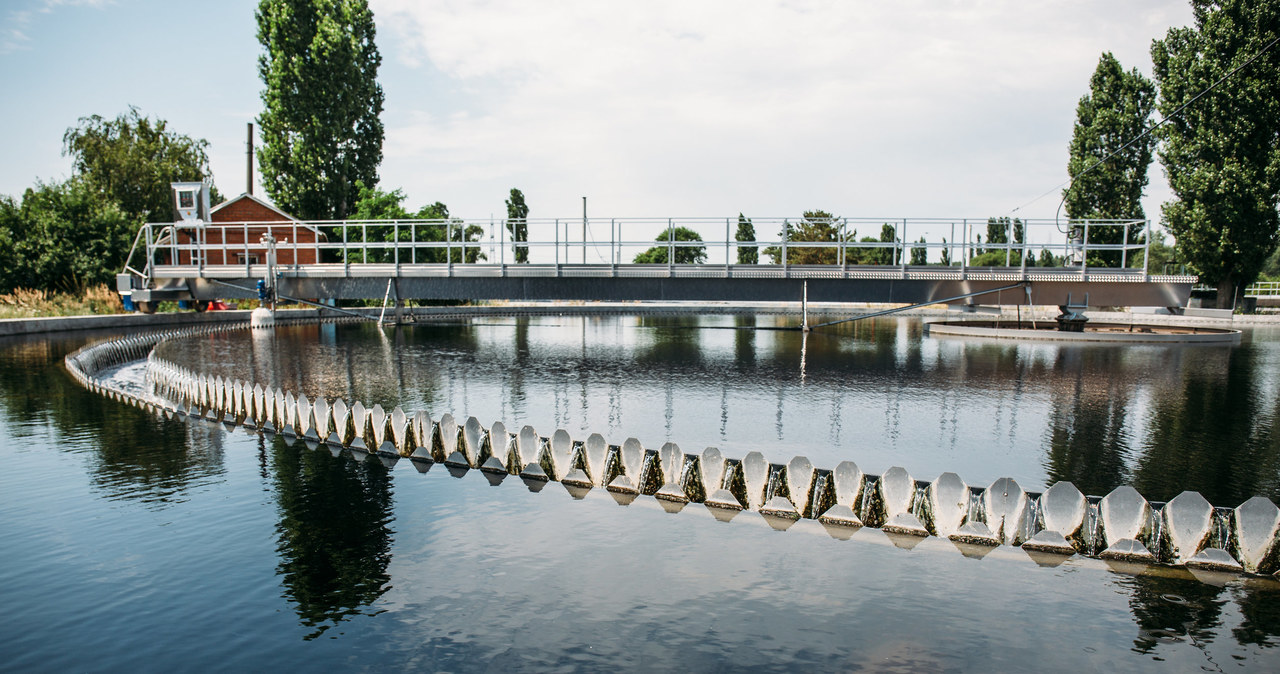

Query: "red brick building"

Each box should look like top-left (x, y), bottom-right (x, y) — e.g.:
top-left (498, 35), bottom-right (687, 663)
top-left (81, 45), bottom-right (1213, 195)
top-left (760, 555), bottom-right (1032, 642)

top-left (173, 194), bottom-right (326, 265)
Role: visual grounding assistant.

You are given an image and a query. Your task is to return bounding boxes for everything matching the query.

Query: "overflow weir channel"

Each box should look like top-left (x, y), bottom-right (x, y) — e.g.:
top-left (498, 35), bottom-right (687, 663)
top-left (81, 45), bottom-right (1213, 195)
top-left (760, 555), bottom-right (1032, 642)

top-left (65, 316), bottom-right (1280, 581)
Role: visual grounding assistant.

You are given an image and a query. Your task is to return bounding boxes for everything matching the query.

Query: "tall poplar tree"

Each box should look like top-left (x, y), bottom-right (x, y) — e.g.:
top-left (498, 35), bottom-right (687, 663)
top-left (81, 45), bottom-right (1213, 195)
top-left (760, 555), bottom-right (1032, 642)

top-left (505, 188), bottom-right (529, 263)
top-left (1152, 0), bottom-right (1280, 307)
top-left (1063, 52), bottom-right (1155, 267)
top-left (735, 213), bottom-right (757, 264)
top-left (257, 0), bottom-right (385, 220)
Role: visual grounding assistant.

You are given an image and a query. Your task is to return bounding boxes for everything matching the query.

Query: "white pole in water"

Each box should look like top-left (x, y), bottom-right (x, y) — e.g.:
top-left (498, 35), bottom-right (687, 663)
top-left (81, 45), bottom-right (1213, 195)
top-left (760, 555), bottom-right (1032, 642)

top-left (802, 280), bottom-right (810, 332)
top-left (377, 278), bottom-right (393, 325)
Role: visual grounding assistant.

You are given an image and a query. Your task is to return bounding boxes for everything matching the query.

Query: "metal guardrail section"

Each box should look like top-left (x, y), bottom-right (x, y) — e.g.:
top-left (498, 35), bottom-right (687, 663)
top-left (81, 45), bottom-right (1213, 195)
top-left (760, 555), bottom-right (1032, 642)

top-left (1247, 282), bottom-right (1280, 296)
top-left (146, 262), bottom-right (1190, 283)
top-left (124, 216), bottom-right (1159, 276)
top-left (119, 217), bottom-right (1196, 306)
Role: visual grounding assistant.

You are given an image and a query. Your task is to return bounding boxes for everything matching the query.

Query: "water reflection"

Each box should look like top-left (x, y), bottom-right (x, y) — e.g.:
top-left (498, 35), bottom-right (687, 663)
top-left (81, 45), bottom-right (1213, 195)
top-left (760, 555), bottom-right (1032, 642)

top-left (0, 335), bottom-right (225, 506)
top-left (1123, 573), bottom-right (1227, 656)
top-left (155, 316), bottom-right (1280, 503)
top-left (269, 436), bottom-right (395, 638)
top-left (8, 330), bottom-right (1280, 667)
top-left (1134, 345), bottom-right (1280, 506)
top-left (1043, 348), bottom-right (1134, 497)
top-left (1233, 580), bottom-right (1280, 648)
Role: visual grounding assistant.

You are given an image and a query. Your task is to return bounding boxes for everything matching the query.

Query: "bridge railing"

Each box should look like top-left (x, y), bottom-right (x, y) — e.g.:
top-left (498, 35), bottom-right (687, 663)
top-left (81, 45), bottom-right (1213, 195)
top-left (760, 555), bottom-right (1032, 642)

top-left (124, 217), bottom-right (1160, 283)
top-left (1246, 281), bottom-right (1280, 297)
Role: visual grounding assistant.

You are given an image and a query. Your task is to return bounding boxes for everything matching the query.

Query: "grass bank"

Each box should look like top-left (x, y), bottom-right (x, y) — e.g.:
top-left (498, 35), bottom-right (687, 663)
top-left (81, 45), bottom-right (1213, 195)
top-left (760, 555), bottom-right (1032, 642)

top-left (0, 285), bottom-right (125, 319)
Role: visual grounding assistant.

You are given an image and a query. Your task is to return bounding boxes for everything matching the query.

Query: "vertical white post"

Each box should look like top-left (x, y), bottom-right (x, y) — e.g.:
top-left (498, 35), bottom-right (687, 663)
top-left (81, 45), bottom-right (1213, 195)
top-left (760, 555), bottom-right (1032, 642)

top-left (1005, 219), bottom-right (1012, 267)
top-left (901, 218), bottom-right (908, 273)
top-left (1143, 220), bottom-right (1150, 279)
top-left (1081, 221), bottom-right (1090, 279)
top-left (1121, 221), bottom-right (1129, 269)
top-left (667, 218), bottom-right (673, 275)
top-left (839, 218), bottom-right (846, 273)
top-left (802, 280), bottom-right (809, 332)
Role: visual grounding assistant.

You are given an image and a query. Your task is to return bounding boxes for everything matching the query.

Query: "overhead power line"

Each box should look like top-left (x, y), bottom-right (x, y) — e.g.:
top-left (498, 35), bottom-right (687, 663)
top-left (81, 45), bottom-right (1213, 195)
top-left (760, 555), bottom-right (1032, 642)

top-left (1008, 34), bottom-right (1280, 219)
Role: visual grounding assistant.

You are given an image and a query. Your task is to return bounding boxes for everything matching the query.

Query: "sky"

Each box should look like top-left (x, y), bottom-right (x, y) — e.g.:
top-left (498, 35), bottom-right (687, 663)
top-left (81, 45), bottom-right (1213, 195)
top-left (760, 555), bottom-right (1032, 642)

top-left (1, 0), bottom-right (1196, 233)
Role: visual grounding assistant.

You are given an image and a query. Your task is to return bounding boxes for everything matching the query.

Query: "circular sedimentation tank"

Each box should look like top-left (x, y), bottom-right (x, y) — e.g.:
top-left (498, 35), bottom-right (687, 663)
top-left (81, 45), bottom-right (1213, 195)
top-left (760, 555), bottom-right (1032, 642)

top-left (925, 319), bottom-right (1241, 344)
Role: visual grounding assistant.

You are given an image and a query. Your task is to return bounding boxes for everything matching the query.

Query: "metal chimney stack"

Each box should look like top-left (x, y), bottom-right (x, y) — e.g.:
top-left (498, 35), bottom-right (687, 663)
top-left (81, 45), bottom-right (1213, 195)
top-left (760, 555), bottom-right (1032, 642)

top-left (247, 122), bottom-right (254, 196)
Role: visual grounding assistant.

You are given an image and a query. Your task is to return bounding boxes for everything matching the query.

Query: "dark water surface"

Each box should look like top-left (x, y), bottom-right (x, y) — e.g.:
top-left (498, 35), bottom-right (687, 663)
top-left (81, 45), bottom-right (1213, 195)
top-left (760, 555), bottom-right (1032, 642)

top-left (3, 317), bottom-right (1280, 671)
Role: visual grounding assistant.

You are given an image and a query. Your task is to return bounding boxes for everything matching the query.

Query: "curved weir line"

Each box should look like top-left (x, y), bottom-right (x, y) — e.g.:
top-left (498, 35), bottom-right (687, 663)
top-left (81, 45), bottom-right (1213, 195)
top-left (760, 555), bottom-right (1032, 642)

top-left (65, 321), bottom-right (1280, 579)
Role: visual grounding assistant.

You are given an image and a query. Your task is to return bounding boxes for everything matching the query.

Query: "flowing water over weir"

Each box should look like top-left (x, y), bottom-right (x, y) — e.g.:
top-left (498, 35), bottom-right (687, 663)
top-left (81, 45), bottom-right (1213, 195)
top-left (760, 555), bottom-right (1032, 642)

top-left (65, 319), bottom-right (1280, 579)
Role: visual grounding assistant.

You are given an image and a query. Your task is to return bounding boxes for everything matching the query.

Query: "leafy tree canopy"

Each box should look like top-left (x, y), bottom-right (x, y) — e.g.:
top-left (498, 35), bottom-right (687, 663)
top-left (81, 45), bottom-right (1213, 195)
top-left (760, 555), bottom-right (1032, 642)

top-left (910, 237), bottom-right (928, 265)
top-left (257, 0), bottom-right (385, 220)
top-left (1064, 52), bottom-right (1156, 221)
top-left (1152, 0), bottom-right (1280, 306)
top-left (62, 107), bottom-right (218, 224)
top-left (633, 226), bottom-right (707, 264)
top-left (346, 182), bottom-right (483, 263)
top-left (1063, 52), bottom-right (1155, 267)
top-left (0, 180), bottom-right (133, 292)
top-left (763, 210), bottom-right (842, 264)
top-left (505, 188), bottom-right (529, 263)
top-left (735, 213), bottom-right (757, 264)
top-left (761, 213), bottom-right (905, 265)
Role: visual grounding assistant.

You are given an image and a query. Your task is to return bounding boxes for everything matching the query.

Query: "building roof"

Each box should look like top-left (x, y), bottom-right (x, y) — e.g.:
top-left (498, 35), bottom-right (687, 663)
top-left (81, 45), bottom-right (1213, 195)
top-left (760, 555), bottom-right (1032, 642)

top-left (209, 192), bottom-right (300, 222)
top-left (208, 193), bottom-right (326, 241)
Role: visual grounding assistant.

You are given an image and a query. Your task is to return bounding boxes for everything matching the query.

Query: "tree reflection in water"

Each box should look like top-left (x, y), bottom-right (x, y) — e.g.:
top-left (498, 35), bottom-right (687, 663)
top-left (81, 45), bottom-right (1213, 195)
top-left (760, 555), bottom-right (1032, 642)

top-left (1135, 346), bottom-right (1280, 506)
top-left (270, 436), bottom-right (395, 638)
top-left (0, 334), bottom-right (225, 506)
top-left (1043, 347), bottom-right (1133, 498)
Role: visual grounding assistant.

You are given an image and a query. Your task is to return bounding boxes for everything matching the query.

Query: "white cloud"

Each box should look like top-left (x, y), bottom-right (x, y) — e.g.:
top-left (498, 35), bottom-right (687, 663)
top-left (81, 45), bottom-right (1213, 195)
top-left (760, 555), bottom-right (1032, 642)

top-left (1, 0), bottom-right (113, 54)
top-left (371, 0), bottom-right (1190, 221)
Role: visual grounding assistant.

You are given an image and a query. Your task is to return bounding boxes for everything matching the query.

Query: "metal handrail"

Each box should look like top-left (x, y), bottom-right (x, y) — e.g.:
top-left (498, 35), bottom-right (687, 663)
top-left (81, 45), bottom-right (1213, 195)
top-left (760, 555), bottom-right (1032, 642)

top-left (1246, 281), bottom-right (1280, 296)
top-left (120, 217), bottom-right (1164, 284)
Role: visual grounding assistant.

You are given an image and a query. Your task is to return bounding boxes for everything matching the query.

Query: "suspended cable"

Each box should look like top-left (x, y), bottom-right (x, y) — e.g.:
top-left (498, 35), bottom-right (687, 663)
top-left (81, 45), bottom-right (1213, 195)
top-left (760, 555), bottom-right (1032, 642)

top-left (1007, 34), bottom-right (1280, 220)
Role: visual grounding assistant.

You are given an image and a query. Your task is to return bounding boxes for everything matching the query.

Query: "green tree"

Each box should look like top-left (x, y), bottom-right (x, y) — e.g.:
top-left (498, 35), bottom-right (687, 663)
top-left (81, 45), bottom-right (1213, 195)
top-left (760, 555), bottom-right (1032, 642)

top-left (910, 237), bottom-right (928, 265)
top-left (0, 197), bottom-right (21, 292)
top-left (1262, 245), bottom-right (1280, 280)
top-left (763, 210), bottom-right (847, 264)
top-left (257, 0), bottom-right (385, 220)
top-left (62, 107), bottom-right (218, 224)
top-left (348, 182), bottom-right (484, 264)
top-left (505, 188), bottom-right (529, 263)
top-left (1063, 52), bottom-right (1156, 267)
top-left (853, 223), bottom-right (897, 265)
top-left (0, 180), bottom-right (132, 292)
top-left (1152, 0), bottom-right (1280, 307)
top-left (633, 226), bottom-right (707, 264)
top-left (970, 218), bottom-right (1029, 266)
top-left (940, 238), bottom-right (952, 266)
top-left (735, 213), bottom-right (757, 264)
top-left (985, 217), bottom-right (1025, 247)
top-left (1136, 228), bottom-right (1181, 275)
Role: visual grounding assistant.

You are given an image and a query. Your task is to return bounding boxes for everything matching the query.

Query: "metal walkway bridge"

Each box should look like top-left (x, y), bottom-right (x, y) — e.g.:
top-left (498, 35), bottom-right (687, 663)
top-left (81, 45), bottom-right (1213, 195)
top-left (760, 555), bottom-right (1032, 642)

top-left (117, 216), bottom-right (1195, 311)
